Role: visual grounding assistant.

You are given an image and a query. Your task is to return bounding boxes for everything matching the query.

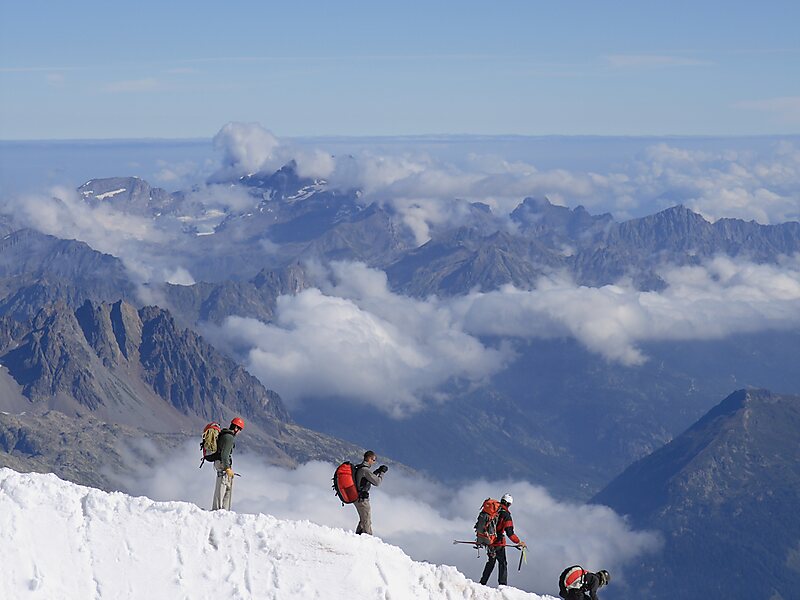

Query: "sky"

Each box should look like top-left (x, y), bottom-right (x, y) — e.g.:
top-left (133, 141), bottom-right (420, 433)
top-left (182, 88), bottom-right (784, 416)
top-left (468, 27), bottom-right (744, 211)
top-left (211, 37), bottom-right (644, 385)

top-left (1, 1), bottom-right (799, 139)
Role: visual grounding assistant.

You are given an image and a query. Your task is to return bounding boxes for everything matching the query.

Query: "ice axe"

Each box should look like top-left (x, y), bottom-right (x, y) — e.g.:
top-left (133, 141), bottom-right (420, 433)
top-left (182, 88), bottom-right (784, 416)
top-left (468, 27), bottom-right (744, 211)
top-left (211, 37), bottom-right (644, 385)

top-left (516, 545), bottom-right (527, 571)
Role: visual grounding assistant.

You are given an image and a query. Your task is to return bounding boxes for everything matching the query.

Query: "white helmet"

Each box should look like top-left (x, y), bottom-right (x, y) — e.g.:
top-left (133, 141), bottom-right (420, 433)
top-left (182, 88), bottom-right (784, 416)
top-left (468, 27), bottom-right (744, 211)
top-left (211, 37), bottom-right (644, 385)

top-left (501, 493), bottom-right (513, 505)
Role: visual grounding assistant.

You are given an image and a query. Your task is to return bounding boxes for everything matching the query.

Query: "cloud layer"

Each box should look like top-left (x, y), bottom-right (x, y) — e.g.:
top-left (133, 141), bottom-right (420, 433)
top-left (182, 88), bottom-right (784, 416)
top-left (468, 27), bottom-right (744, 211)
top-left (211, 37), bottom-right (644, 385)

top-left (455, 255), bottom-right (800, 365)
top-left (122, 443), bottom-right (660, 595)
top-left (206, 256), bottom-right (800, 416)
top-left (4, 128), bottom-right (800, 402)
top-left (5, 125), bottom-right (799, 292)
top-left (205, 122), bottom-right (800, 245)
top-left (209, 122), bottom-right (800, 228)
top-left (4, 186), bottom-right (197, 289)
top-left (206, 262), bottom-right (508, 416)
top-left (210, 122), bottom-right (335, 182)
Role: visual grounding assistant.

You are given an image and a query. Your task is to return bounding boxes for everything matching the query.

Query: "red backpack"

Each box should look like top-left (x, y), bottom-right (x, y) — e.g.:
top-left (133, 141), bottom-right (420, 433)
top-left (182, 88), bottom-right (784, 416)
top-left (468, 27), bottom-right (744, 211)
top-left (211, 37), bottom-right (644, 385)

top-left (474, 498), bottom-right (502, 546)
top-left (332, 462), bottom-right (360, 504)
top-left (559, 565), bottom-right (587, 598)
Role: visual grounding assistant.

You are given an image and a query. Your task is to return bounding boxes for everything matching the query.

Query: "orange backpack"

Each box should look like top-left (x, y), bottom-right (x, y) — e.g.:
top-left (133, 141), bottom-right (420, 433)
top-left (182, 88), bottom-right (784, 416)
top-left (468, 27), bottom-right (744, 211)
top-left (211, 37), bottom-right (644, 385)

top-left (474, 498), bottom-right (502, 546)
top-left (332, 462), bottom-right (360, 504)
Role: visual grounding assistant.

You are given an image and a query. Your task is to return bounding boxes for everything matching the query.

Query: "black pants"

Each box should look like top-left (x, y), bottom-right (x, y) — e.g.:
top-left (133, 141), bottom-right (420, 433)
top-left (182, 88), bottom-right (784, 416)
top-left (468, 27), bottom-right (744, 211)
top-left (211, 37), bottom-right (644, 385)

top-left (480, 546), bottom-right (507, 585)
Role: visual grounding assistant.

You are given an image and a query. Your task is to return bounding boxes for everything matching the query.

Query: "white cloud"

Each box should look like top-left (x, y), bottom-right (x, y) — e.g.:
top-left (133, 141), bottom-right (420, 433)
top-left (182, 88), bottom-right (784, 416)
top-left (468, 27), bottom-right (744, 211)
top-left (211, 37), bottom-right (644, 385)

top-left (292, 148), bottom-right (336, 179)
top-left (122, 443), bottom-right (661, 595)
top-left (183, 183), bottom-right (256, 213)
top-left (164, 267), bottom-right (196, 286)
top-left (387, 196), bottom-right (483, 245)
top-left (315, 139), bottom-right (799, 230)
top-left (206, 255), bottom-right (800, 412)
top-left (205, 262), bottom-right (509, 417)
top-left (455, 255), bottom-right (800, 366)
top-left (1, 186), bottom-right (201, 288)
top-left (207, 123), bottom-right (800, 228)
top-left (210, 122), bottom-right (335, 182)
top-left (212, 122), bottom-right (282, 179)
top-left (11, 186), bottom-right (166, 250)
top-left (629, 142), bottom-right (800, 223)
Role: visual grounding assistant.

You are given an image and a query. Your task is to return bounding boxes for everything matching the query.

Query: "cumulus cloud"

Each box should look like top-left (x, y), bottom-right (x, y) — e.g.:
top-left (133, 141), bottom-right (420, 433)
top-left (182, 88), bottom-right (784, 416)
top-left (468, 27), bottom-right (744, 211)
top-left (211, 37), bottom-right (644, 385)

top-left (626, 142), bottom-right (800, 224)
top-left (212, 122), bottom-right (282, 179)
top-left (305, 138), bottom-right (800, 232)
top-left (205, 261), bottom-right (509, 417)
top-left (8, 185), bottom-right (167, 251)
top-left (455, 255), bottom-right (800, 365)
top-left (1, 176), bottom-right (268, 288)
top-left (210, 122), bottom-right (334, 182)
top-left (0, 186), bottom-right (206, 290)
top-left (163, 267), bottom-right (196, 286)
top-left (206, 256), bottom-right (800, 414)
top-left (123, 443), bottom-right (661, 595)
top-left (207, 123), bottom-right (800, 233)
top-left (292, 148), bottom-right (336, 179)
top-left (321, 151), bottom-right (620, 244)
top-left (205, 124), bottom-right (622, 243)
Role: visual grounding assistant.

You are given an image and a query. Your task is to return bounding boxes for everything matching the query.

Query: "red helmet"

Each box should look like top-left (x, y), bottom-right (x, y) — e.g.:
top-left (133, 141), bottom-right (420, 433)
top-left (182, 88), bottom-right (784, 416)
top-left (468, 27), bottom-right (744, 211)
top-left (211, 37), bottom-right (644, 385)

top-left (231, 417), bottom-right (245, 430)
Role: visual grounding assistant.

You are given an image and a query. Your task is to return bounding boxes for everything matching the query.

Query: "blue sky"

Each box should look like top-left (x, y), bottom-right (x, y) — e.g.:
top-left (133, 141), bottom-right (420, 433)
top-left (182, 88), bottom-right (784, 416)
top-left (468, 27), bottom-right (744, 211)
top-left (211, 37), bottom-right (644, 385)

top-left (1, 0), bottom-right (798, 139)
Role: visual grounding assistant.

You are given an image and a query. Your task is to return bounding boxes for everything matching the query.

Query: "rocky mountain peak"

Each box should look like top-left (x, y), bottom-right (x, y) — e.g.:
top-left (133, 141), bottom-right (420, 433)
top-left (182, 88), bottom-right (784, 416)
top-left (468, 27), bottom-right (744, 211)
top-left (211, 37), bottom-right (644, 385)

top-left (251, 262), bottom-right (310, 294)
top-left (593, 388), bottom-right (800, 599)
top-left (74, 299), bottom-right (143, 367)
top-left (655, 203), bottom-right (709, 224)
top-left (77, 177), bottom-right (175, 216)
top-left (628, 203), bottom-right (710, 233)
top-left (234, 161), bottom-right (318, 202)
top-left (511, 196), bottom-right (614, 245)
top-left (0, 300), bottom-right (291, 431)
top-left (2, 301), bottom-right (106, 410)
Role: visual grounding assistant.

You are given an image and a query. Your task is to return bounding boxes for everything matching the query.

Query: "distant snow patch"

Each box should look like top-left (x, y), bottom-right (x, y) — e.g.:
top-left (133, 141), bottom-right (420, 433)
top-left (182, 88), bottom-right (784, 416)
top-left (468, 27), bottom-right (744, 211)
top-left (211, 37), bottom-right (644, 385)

top-left (94, 188), bottom-right (127, 200)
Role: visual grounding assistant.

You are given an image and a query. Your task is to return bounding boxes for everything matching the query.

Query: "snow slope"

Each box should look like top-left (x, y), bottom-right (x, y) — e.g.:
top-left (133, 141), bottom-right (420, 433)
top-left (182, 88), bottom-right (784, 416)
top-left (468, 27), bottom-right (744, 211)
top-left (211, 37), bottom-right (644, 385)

top-left (0, 469), bottom-right (555, 600)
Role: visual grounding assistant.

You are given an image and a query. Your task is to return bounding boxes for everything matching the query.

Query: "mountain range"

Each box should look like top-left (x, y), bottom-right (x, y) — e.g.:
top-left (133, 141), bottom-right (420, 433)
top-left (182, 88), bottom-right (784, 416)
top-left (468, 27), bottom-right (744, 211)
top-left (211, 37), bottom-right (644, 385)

top-left (0, 298), bottom-right (358, 490)
top-left (69, 167), bottom-right (800, 293)
top-left (0, 161), bottom-right (798, 596)
top-left (2, 166), bottom-right (799, 493)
